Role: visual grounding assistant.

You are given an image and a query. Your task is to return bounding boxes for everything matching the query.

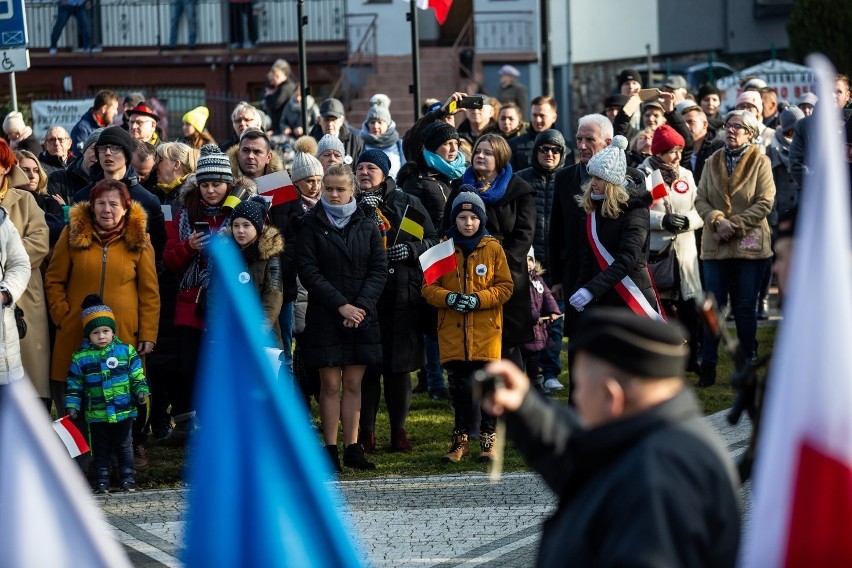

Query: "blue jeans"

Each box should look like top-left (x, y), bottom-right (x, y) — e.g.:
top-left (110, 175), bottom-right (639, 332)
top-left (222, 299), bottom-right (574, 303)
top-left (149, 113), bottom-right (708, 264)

top-left (169, 0), bottom-right (198, 47)
top-left (538, 300), bottom-right (564, 379)
top-left (278, 301), bottom-right (294, 372)
top-left (701, 258), bottom-right (770, 365)
top-left (423, 334), bottom-right (445, 392)
top-left (50, 5), bottom-right (91, 49)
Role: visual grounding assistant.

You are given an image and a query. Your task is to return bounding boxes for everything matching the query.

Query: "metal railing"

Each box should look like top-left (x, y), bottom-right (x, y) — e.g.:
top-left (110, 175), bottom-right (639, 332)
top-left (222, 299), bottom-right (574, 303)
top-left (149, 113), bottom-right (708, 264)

top-left (25, 0), bottom-right (345, 49)
top-left (451, 14), bottom-right (474, 78)
top-left (473, 11), bottom-right (536, 54)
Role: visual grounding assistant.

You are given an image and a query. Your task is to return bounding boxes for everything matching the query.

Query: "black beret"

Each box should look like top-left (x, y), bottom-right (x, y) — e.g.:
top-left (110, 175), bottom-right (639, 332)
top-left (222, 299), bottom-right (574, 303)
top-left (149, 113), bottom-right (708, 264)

top-left (570, 308), bottom-right (689, 378)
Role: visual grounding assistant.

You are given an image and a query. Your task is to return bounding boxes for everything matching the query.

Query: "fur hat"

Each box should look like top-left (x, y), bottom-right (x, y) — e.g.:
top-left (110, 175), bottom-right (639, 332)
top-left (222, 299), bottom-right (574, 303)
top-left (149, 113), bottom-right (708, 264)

top-left (96, 126), bottom-right (133, 161)
top-left (451, 186), bottom-right (487, 225)
top-left (587, 135), bottom-right (628, 186)
top-left (81, 294), bottom-right (116, 338)
top-left (422, 121), bottom-right (460, 152)
top-left (182, 106), bottom-right (209, 133)
top-left (232, 195), bottom-right (269, 236)
top-left (356, 148), bottom-right (391, 177)
top-left (290, 136), bottom-right (324, 182)
top-left (736, 91), bottom-right (763, 115)
top-left (780, 106), bottom-right (805, 133)
top-left (651, 125), bottom-right (685, 156)
top-left (82, 127), bottom-right (105, 153)
top-left (196, 143), bottom-right (234, 185)
top-left (2, 111), bottom-right (25, 134)
top-left (317, 133), bottom-right (345, 157)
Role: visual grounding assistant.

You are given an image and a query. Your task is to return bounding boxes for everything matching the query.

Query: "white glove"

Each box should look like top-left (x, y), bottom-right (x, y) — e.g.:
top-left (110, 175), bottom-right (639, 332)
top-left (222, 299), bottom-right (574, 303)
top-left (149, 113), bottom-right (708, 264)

top-left (569, 288), bottom-right (593, 312)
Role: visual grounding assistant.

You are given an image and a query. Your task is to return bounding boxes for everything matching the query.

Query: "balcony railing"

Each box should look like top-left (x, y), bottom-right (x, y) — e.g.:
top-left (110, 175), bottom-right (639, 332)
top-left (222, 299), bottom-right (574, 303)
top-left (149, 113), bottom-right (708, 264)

top-left (473, 11), bottom-right (536, 54)
top-left (25, 0), bottom-right (345, 49)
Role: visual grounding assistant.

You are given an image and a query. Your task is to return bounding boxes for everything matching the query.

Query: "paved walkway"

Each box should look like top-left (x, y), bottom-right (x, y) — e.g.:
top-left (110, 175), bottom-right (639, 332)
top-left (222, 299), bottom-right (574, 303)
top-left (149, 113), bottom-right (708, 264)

top-left (96, 408), bottom-right (753, 567)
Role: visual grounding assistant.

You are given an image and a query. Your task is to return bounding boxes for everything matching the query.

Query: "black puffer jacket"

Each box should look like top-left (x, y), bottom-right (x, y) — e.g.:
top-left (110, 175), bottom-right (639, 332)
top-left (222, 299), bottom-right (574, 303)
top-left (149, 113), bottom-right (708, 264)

top-left (270, 198), bottom-right (309, 304)
top-left (515, 130), bottom-right (567, 270)
top-left (576, 188), bottom-right (657, 309)
top-left (444, 173), bottom-right (536, 347)
top-left (510, 128), bottom-right (575, 173)
top-left (47, 154), bottom-right (91, 205)
top-left (296, 201), bottom-right (387, 368)
top-left (398, 160), bottom-right (454, 229)
top-left (368, 178), bottom-right (439, 372)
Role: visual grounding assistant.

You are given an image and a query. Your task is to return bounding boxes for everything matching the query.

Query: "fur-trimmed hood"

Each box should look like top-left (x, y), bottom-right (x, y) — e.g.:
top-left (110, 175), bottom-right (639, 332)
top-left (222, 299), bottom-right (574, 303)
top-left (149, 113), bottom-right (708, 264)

top-left (226, 144), bottom-right (284, 179)
top-left (220, 224), bottom-right (284, 260)
top-left (68, 201), bottom-right (149, 251)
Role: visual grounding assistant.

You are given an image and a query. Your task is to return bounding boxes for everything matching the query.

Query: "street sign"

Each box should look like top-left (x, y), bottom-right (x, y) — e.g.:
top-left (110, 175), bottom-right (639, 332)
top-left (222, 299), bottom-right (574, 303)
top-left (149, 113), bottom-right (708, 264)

top-left (0, 0), bottom-right (27, 49)
top-left (0, 47), bottom-right (28, 74)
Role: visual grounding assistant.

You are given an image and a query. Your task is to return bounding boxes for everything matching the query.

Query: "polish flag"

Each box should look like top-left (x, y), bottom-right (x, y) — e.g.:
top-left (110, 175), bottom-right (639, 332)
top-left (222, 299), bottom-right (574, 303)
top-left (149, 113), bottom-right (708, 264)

top-left (415, 0), bottom-right (454, 25)
top-left (255, 170), bottom-right (299, 207)
top-left (648, 169), bottom-right (668, 201)
top-left (741, 53), bottom-right (852, 567)
top-left (419, 238), bottom-right (456, 285)
top-left (52, 415), bottom-right (90, 458)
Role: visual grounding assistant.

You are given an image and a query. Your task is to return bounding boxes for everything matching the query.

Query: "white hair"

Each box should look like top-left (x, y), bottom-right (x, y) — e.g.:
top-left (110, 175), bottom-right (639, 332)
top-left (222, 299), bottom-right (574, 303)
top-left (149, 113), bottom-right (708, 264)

top-left (231, 101), bottom-right (261, 126)
top-left (577, 113), bottom-right (613, 140)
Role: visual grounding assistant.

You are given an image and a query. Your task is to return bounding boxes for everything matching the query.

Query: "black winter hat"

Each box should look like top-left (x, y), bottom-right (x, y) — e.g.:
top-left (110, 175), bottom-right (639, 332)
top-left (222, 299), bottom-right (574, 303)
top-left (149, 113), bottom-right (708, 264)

top-left (570, 308), bottom-right (689, 378)
top-left (604, 94), bottom-right (629, 110)
top-left (534, 129), bottom-right (566, 152)
top-left (96, 126), bottom-right (133, 162)
top-left (617, 68), bottom-right (642, 87)
top-left (232, 195), bottom-right (269, 236)
top-left (697, 84), bottom-right (721, 102)
top-left (422, 121), bottom-right (460, 153)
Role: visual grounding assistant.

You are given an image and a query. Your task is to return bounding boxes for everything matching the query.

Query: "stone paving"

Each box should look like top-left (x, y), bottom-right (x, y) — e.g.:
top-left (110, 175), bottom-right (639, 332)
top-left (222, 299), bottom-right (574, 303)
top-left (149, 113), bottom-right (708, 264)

top-left (95, 408), bottom-right (753, 568)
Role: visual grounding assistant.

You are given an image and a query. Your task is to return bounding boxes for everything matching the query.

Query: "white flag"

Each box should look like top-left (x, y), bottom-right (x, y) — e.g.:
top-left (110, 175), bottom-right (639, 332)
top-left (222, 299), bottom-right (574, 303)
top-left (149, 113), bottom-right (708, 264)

top-left (0, 379), bottom-right (132, 568)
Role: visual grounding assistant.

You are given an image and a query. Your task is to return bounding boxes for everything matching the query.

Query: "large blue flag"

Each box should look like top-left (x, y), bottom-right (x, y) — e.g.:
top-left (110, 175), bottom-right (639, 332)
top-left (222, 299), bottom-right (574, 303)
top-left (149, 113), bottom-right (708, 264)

top-left (184, 238), bottom-right (364, 567)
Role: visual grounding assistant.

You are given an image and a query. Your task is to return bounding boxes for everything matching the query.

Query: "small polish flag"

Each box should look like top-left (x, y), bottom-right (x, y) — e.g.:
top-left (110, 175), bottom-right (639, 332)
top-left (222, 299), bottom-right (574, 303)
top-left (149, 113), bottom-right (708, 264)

top-left (52, 416), bottom-right (90, 458)
top-left (414, 0), bottom-right (454, 25)
top-left (419, 238), bottom-right (457, 286)
top-left (255, 170), bottom-right (299, 207)
top-left (649, 169), bottom-right (668, 201)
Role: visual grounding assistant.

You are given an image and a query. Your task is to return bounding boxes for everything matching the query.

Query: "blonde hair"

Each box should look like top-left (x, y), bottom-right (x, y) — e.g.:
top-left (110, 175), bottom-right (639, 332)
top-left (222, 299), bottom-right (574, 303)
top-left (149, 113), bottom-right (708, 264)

top-left (13, 150), bottom-right (47, 195)
top-left (575, 179), bottom-right (629, 219)
top-left (157, 142), bottom-right (198, 175)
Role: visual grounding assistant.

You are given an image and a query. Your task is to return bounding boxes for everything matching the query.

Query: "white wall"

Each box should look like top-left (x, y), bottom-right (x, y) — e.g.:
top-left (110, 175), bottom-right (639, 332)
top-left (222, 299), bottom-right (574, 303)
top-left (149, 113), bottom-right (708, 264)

top-left (346, 1), bottom-right (420, 57)
top-left (568, 0), bottom-right (659, 64)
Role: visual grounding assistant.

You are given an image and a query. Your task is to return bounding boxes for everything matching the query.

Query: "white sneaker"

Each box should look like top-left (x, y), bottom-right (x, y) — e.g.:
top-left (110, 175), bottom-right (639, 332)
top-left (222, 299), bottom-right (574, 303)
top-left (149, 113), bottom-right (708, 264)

top-left (49, 48), bottom-right (57, 55)
top-left (543, 378), bottom-right (564, 391)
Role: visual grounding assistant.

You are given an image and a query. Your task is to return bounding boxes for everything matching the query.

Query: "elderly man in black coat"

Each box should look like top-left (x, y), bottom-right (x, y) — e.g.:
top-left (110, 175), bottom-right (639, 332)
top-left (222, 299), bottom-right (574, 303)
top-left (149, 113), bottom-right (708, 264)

top-left (484, 308), bottom-right (741, 567)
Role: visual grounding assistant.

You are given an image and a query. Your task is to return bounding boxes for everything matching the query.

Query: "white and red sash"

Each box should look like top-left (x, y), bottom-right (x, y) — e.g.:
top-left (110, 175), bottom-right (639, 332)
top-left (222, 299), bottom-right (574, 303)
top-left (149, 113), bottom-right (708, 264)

top-left (586, 212), bottom-right (665, 321)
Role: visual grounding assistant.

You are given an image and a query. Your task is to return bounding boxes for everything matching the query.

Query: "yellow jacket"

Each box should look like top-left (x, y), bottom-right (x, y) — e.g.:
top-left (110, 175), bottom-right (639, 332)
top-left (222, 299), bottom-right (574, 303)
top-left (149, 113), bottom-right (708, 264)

top-left (422, 236), bottom-right (513, 363)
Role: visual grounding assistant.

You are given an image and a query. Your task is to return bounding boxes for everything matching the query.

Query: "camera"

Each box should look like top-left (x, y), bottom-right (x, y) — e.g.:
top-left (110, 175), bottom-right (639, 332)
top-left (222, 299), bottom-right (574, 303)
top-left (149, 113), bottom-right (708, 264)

top-left (472, 369), bottom-right (505, 402)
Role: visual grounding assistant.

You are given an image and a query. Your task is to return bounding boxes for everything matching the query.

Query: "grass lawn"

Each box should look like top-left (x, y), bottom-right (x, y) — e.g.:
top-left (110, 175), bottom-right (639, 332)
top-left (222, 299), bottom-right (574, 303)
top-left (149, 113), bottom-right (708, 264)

top-left (136, 325), bottom-right (776, 488)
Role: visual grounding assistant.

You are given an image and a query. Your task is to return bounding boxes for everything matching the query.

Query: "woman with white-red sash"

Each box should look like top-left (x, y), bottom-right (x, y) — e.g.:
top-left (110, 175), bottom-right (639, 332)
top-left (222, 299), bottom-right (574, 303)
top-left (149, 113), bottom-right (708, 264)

top-left (568, 135), bottom-right (662, 320)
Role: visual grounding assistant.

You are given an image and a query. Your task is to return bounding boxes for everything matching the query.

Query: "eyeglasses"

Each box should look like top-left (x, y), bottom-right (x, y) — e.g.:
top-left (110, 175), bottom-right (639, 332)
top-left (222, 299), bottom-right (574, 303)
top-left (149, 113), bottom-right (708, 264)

top-left (45, 137), bottom-right (69, 144)
top-left (724, 123), bottom-right (747, 132)
top-left (97, 144), bottom-right (123, 155)
top-left (538, 146), bottom-right (562, 155)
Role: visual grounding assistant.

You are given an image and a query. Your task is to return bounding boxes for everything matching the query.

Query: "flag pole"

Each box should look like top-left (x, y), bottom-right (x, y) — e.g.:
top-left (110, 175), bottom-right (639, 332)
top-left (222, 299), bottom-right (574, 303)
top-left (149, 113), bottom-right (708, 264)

top-left (297, 0), bottom-right (309, 135)
top-left (408, 0), bottom-right (422, 124)
top-left (391, 205), bottom-right (409, 247)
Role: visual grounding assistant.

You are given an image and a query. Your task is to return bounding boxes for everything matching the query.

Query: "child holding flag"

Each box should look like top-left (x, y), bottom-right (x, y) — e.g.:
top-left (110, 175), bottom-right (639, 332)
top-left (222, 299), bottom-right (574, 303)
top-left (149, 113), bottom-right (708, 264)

top-left (65, 295), bottom-right (150, 494)
top-left (422, 189), bottom-right (513, 463)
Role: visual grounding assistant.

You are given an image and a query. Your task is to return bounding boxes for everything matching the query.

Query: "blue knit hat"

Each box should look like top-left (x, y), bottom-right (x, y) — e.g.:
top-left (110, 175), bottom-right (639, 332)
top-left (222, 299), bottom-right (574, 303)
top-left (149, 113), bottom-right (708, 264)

top-left (356, 148), bottom-right (391, 177)
top-left (587, 135), bottom-right (628, 186)
top-left (450, 186), bottom-right (487, 226)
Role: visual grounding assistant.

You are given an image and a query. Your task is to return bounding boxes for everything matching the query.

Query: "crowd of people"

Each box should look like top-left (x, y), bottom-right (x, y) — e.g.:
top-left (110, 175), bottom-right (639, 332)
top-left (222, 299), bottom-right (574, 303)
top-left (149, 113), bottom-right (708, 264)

top-left (0, 60), bottom-right (844, 494)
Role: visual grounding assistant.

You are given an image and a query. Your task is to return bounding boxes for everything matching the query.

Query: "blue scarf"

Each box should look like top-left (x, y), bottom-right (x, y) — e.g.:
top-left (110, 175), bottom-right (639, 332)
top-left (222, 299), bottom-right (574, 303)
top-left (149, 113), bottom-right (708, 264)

top-left (447, 225), bottom-right (489, 255)
top-left (321, 195), bottom-right (357, 229)
top-left (461, 163), bottom-right (513, 205)
top-left (423, 150), bottom-right (466, 180)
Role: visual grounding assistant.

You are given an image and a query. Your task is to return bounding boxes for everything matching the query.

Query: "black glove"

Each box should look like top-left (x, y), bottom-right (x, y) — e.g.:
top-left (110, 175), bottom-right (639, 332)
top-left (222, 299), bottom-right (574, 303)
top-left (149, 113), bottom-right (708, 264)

top-left (459, 293), bottom-right (480, 311)
top-left (662, 213), bottom-right (688, 233)
top-left (68, 408), bottom-right (78, 421)
top-left (386, 243), bottom-right (410, 263)
top-left (446, 293), bottom-right (471, 313)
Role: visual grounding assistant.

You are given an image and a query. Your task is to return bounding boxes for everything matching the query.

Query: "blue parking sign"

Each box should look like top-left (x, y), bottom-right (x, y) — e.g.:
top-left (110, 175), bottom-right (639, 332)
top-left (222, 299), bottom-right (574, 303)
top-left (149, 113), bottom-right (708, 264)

top-left (0, 0), bottom-right (27, 49)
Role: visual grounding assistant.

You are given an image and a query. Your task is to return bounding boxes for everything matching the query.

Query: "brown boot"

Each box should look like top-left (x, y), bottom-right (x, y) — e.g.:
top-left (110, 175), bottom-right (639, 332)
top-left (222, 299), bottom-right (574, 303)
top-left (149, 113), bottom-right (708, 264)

top-left (133, 444), bottom-right (149, 469)
top-left (441, 431), bottom-right (469, 463)
top-left (358, 430), bottom-right (376, 453)
top-left (479, 432), bottom-right (496, 463)
top-left (390, 428), bottom-right (412, 452)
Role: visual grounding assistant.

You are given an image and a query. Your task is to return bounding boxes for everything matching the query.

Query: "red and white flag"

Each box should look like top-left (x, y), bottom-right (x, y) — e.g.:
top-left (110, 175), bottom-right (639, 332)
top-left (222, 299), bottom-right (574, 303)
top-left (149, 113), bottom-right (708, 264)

top-left (419, 238), bottom-right (456, 285)
top-left (52, 415), bottom-right (90, 458)
top-left (742, 53), bottom-right (852, 567)
top-left (255, 170), bottom-right (299, 207)
top-left (411, 0), bottom-right (454, 25)
top-left (648, 169), bottom-right (668, 201)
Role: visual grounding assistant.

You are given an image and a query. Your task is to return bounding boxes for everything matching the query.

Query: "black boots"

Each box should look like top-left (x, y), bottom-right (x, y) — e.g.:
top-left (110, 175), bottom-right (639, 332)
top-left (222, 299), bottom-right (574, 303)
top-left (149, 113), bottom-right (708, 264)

top-left (325, 444), bottom-right (342, 473)
top-left (698, 364), bottom-right (716, 388)
top-left (343, 443), bottom-right (375, 470)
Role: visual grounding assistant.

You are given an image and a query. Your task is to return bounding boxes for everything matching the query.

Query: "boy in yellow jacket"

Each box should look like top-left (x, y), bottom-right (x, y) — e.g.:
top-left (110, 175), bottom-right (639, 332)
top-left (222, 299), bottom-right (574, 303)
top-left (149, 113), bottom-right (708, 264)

top-left (423, 189), bottom-right (513, 463)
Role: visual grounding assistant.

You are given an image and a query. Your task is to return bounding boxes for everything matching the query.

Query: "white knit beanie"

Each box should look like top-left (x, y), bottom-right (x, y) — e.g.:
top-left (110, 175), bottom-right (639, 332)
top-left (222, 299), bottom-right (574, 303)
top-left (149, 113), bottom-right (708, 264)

top-left (587, 135), bottom-right (628, 186)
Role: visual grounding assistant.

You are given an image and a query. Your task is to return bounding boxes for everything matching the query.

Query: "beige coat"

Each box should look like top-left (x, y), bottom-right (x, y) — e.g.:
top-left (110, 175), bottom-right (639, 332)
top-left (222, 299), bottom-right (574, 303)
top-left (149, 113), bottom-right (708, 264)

top-left (695, 144), bottom-right (775, 261)
top-left (4, 168), bottom-right (51, 396)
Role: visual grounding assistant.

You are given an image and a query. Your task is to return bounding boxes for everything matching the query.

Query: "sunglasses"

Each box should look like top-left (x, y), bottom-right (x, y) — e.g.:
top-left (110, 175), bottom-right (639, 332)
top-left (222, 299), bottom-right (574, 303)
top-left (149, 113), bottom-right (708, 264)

top-left (538, 146), bottom-right (562, 155)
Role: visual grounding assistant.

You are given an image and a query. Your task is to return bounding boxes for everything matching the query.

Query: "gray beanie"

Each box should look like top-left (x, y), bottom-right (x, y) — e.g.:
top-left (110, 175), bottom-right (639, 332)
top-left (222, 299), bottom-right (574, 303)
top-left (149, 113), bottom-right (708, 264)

top-left (290, 137), bottom-right (324, 182)
top-left (780, 106), bottom-right (805, 133)
top-left (317, 134), bottom-right (345, 157)
top-left (196, 143), bottom-right (234, 185)
top-left (450, 186), bottom-right (487, 226)
top-left (83, 127), bottom-right (105, 153)
top-left (366, 101), bottom-right (392, 126)
top-left (587, 135), bottom-right (628, 186)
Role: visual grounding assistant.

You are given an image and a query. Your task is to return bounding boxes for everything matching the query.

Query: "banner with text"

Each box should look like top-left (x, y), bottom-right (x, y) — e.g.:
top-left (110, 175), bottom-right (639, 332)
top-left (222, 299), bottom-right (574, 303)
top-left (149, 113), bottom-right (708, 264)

top-left (31, 100), bottom-right (91, 143)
